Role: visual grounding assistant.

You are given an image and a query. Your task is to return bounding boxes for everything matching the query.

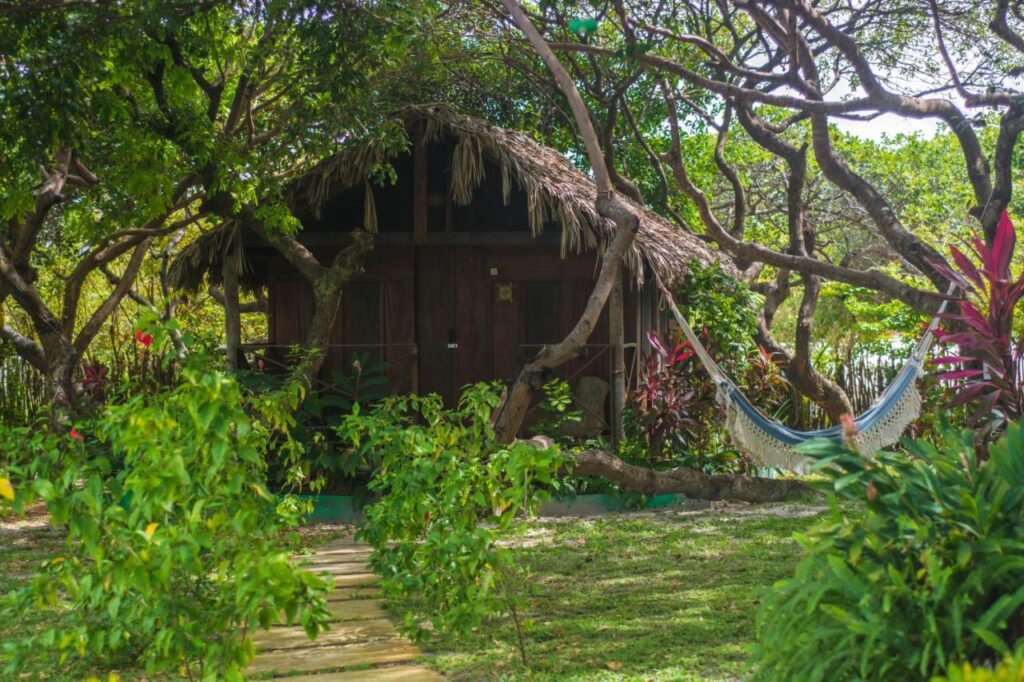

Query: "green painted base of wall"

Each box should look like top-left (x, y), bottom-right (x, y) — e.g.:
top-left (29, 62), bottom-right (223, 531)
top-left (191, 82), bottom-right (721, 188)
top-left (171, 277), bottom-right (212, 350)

top-left (294, 494), bottom-right (369, 523)
top-left (296, 492), bottom-right (695, 523)
top-left (538, 492), bottom-right (695, 517)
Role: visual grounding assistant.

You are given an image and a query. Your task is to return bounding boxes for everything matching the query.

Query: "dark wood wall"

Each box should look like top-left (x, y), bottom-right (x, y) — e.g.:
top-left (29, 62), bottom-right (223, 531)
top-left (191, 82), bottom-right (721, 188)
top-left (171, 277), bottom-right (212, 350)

top-left (264, 241), bottom-right (643, 405)
top-left (261, 125), bottom-right (657, 407)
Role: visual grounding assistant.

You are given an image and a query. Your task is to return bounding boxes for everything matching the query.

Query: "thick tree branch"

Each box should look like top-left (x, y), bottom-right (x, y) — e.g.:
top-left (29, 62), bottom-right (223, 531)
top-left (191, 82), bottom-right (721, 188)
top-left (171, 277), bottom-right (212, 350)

top-left (566, 446), bottom-right (810, 502)
top-left (494, 0), bottom-right (641, 442)
top-left (74, 238), bottom-right (153, 355)
top-left (0, 325), bottom-right (47, 372)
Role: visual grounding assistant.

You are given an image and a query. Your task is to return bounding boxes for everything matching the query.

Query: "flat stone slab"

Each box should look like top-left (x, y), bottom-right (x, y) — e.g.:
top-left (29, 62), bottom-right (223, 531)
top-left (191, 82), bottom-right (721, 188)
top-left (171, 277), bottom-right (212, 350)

top-left (333, 572), bottom-right (379, 587)
top-left (306, 563), bottom-right (376, 576)
top-left (301, 550), bottom-right (372, 563)
top-left (270, 599), bottom-right (384, 626)
top-left (326, 586), bottom-right (382, 602)
top-left (254, 619), bottom-right (397, 651)
top-left (249, 639), bottom-right (421, 675)
top-left (271, 665), bottom-right (444, 681)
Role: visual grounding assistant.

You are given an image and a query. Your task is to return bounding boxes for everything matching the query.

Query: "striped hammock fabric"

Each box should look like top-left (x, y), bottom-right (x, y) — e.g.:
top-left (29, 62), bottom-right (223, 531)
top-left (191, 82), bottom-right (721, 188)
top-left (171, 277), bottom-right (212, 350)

top-left (657, 282), bottom-right (951, 472)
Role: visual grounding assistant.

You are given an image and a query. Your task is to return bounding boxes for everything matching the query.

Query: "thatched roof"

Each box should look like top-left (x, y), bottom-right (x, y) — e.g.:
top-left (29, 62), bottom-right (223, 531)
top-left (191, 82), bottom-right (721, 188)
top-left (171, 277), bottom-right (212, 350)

top-left (169, 104), bottom-right (734, 293)
top-left (167, 220), bottom-right (267, 294)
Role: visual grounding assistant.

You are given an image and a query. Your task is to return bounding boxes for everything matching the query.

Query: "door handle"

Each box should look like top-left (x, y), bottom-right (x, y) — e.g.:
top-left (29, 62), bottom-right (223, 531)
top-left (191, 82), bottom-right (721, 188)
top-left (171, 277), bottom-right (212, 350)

top-left (448, 329), bottom-right (458, 350)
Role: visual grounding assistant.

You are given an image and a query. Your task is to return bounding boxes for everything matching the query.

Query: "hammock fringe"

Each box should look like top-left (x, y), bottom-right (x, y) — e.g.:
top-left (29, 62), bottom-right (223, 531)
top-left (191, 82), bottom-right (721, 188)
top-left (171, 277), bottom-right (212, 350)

top-left (721, 381), bottom-right (923, 473)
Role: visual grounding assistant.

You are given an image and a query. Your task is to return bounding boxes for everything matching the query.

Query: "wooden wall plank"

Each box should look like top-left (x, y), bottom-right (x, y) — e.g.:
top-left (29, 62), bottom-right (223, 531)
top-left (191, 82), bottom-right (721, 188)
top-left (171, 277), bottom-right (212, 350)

top-left (415, 248), bottom-right (454, 403)
top-left (490, 280), bottom-right (522, 384)
top-left (453, 247), bottom-right (488, 390)
top-left (382, 279), bottom-right (416, 394)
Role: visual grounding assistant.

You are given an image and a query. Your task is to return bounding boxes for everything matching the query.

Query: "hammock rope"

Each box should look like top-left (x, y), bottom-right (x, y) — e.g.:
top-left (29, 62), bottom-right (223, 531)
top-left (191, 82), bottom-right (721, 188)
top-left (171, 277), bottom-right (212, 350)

top-left (653, 276), bottom-right (955, 471)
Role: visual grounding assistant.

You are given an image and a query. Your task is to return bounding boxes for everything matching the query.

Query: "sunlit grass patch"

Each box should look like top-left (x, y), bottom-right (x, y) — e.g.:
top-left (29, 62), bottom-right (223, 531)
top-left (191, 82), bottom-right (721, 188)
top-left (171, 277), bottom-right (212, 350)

top-left (396, 502), bottom-right (827, 681)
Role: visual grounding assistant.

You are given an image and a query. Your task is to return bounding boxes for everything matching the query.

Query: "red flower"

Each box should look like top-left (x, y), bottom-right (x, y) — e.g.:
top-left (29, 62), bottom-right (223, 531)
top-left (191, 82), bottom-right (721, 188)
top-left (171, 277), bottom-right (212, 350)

top-left (840, 413), bottom-right (860, 451)
top-left (135, 330), bottom-right (153, 347)
top-left (69, 428), bottom-right (83, 442)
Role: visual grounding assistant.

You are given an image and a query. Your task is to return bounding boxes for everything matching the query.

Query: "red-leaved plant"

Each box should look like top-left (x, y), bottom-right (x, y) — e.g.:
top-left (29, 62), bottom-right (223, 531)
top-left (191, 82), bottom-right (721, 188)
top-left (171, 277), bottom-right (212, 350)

top-left (930, 210), bottom-right (1024, 432)
top-left (633, 330), bottom-right (704, 458)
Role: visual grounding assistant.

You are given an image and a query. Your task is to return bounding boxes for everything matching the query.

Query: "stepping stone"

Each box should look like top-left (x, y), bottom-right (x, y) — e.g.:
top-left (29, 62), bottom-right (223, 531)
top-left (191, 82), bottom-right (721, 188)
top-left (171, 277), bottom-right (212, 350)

top-left (253, 619), bottom-right (397, 650)
top-left (333, 572), bottom-right (378, 587)
top-left (270, 665), bottom-right (444, 681)
top-left (326, 586), bottom-right (381, 601)
top-left (307, 563), bottom-right (375, 576)
top-left (300, 550), bottom-right (372, 563)
top-left (248, 639), bottom-right (421, 675)
top-left (270, 598), bottom-right (385, 626)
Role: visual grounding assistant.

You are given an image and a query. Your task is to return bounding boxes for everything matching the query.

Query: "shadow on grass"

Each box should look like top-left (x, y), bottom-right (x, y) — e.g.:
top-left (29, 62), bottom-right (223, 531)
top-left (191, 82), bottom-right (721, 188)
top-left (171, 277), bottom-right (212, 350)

top-left (396, 505), bottom-right (827, 682)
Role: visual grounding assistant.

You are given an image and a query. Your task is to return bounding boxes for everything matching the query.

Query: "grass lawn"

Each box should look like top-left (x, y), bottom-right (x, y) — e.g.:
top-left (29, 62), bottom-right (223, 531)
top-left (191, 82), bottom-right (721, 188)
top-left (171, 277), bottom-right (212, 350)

top-left (399, 500), bottom-right (827, 682)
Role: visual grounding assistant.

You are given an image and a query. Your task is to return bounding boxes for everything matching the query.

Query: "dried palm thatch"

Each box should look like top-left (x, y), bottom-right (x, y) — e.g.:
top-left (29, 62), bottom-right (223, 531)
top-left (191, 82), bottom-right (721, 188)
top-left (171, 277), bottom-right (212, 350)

top-left (289, 104), bottom-right (733, 284)
top-left (167, 221), bottom-right (265, 293)
top-left (170, 104), bottom-right (734, 293)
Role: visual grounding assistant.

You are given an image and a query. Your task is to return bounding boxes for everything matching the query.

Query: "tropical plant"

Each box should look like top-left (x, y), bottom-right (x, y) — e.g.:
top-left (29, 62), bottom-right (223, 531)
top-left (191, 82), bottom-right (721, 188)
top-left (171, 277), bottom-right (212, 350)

top-left (674, 261), bottom-right (759, 374)
top-left (753, 419), bottom-right (1024, 681)
top-left (237, 352), bottom-right (391, 491)
top-left (936, 645), bottom-right (1024, 681)
top-left (323, 353), bottom-right (391, 412)
top-left (633, 330), bottom-right (704, 459)
top-left (931, 210), bottom-right (1024, 436)
top-left (336, 384), bottom-right (564, 662)
top-left (742, 345), bottom-right (792, 421)
top-left (0, 351), bottom-right (331, 679)
top-left (531, 377), bottom-right (582, 438)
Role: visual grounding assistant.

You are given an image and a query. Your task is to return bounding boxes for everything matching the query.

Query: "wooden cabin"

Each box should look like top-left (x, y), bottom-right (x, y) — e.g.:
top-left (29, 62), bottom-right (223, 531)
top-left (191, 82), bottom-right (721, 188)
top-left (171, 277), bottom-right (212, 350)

top-left (171, 105), bottom-right (734, 433)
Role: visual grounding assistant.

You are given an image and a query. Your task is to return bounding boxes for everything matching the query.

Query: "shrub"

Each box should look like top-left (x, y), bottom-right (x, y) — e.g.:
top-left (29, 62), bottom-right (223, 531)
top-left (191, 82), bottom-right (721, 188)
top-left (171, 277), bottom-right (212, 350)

top-left (531, 377), bottom-right (582, 438)
top-left (932, 210), bottom-right (1024, 436)
top-left (752, 421), bottom-right (1024, 681)
top-left (936, 648), bottom-right (1024, 682)
top-left (0, 354), bottom-right (331, 679)
top-left (674, 260), bottom-right (759, 373)
top-left (237, 351), bottom-right (390, 491)
top-left (633, 330), bottom-right (707, 458)
top-left (336, 384), bottom-right (564, 654)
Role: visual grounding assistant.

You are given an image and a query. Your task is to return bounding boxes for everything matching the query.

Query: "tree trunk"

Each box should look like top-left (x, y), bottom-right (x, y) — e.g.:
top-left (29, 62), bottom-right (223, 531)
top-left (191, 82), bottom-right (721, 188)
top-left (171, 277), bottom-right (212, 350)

top-left (497, 1), bottom-right (641, 443)
top-left (491, 216), bottom-right (636, 442)
top-left (42, 334), bottom-right (77, 431)
top-left (298, 231), bottom-right (373, 386)
top-left (609, 277), bottom-right (626, 446)
top-left (533, 440), bottom-right (811, 502)
top-left (789, 274), bottom-right (853, 420)
top-left (222, 229), bottom-right (241, 371)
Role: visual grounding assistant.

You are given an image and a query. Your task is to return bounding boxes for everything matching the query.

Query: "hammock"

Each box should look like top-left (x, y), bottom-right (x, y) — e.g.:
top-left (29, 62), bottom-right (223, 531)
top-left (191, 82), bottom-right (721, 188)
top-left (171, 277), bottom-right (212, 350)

top-left (655, 279), bottom-right (953, 472)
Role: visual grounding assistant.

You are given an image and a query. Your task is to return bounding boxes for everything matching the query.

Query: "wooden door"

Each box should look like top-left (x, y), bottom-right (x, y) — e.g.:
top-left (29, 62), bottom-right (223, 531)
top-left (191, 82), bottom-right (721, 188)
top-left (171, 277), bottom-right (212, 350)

top-left (415, 247), bottom-right (488, 404)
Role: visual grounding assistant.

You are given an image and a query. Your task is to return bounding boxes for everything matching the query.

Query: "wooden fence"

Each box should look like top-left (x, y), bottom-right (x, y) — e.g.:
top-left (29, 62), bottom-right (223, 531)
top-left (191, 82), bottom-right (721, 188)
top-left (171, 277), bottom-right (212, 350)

top-left (0, 356), bottom-right (48, 424)
top-left (793, 353), bottom-right (910, 430)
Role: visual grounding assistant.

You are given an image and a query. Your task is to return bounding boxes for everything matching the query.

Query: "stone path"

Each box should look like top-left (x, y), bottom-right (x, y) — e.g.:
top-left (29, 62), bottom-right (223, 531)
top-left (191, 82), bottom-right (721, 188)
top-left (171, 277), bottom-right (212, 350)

top-left (248, 538), bottom-right (443, 681)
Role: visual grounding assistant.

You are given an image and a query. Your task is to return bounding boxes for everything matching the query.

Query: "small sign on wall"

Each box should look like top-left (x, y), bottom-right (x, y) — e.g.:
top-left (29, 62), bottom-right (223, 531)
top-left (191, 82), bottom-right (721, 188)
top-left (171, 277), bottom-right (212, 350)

top-left (495, 282), bottom-right (514, 302)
